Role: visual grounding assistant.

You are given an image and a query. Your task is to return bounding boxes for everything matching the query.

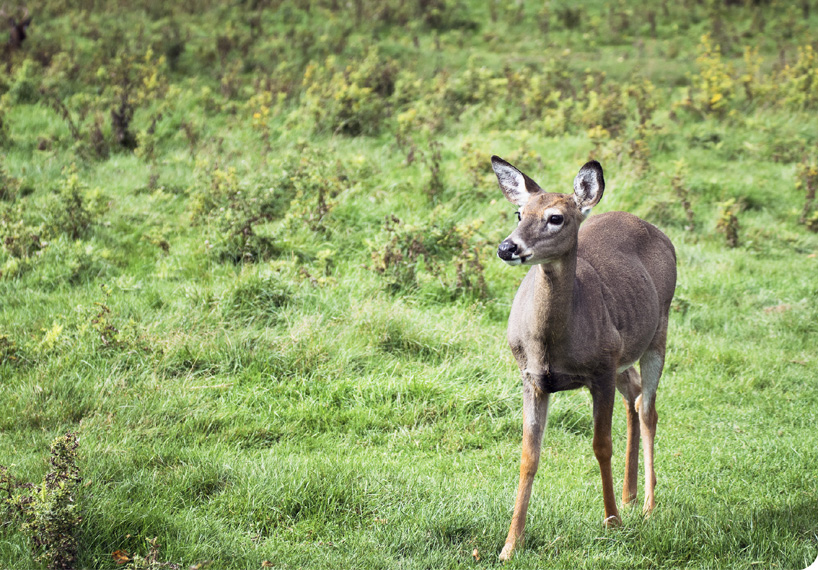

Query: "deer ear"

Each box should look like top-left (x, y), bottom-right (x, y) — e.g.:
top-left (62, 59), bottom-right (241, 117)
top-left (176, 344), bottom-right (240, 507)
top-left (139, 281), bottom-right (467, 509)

top-left (573, 160), bottom-right (604, 217)
top-left (491, 156), bottom-right (542, 207)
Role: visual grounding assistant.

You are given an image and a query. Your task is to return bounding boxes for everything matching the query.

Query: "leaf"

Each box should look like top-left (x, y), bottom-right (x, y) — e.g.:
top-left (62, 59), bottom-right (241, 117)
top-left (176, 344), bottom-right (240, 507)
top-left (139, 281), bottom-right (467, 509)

top-left (112, 550), bottom-right (130, 564)
top-left (261, 562), bottom-right (274, 568)
top-left (472, 548), bottom-right (480, 562)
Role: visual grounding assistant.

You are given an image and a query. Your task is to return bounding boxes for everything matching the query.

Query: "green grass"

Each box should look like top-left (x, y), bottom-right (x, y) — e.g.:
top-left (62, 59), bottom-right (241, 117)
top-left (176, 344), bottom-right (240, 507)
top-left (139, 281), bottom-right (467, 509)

top-left (1, 1), bottom-right (818, 568)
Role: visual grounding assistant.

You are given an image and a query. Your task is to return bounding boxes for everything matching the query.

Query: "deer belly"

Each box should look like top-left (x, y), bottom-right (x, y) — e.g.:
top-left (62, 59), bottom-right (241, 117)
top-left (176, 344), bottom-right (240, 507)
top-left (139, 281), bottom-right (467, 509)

top-left (524, 368), bottom-right (586, 394)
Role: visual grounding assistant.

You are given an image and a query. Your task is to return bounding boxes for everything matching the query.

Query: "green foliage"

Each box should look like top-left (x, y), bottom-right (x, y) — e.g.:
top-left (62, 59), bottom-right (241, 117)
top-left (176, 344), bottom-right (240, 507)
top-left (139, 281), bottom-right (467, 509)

top-left (299, 47), bottom-right (398, 136)
top-left (796, 157), bottom-right (818, 229)
top-left (693, 33), bottom-right (735, 117)
top-left (671, 159), bottom-right (695, 231)
top-left (46, 165), bottom-right (101, 240)
top-left (6, 60), bottom-right (42, 105)
top-left (0, 102), bottom-right (10, 148)
top-left (716, 198), bottom-right (740, 248)
top-left (0, 333), bottom-right (22, 365)
top-left (9, 433), bottom-right (82, 570)
top-left (191, 163), bottom-right (286, 262)
top-left (777, 44), bottom-right (818, 110)
top-left (369, 214), bottom-right (488, 299)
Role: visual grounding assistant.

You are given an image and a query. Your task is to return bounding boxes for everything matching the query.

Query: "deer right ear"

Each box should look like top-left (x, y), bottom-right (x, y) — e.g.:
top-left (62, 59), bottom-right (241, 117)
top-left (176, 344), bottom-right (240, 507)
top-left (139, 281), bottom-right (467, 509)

top-left (491, 156), bottom-right (542, 207)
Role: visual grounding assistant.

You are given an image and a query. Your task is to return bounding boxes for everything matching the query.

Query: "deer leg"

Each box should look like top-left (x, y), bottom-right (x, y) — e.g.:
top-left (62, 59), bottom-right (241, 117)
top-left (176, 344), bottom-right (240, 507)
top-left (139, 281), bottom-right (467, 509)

top-left (616, 368), bottom-right (641, 506)
top-left (591, 380), bottom-right (620, 527)
top-left (500, 376), bottom-right (550, 561)
top-left (638, 350), bottom-right (664, 515)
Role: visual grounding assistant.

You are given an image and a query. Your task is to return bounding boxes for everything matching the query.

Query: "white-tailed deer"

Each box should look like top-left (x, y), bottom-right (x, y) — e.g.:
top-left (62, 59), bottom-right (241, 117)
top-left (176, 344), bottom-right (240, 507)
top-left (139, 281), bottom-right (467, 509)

top-left (492, 156), bottom-right (676, 560)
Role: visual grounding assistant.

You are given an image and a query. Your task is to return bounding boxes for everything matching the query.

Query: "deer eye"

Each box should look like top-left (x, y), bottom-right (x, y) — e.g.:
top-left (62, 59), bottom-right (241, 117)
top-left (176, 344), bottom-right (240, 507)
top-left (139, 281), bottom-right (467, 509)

top-left (515, 211), bottom-right (521, 222)
top-left (548, 214), bottom-right (564, 225)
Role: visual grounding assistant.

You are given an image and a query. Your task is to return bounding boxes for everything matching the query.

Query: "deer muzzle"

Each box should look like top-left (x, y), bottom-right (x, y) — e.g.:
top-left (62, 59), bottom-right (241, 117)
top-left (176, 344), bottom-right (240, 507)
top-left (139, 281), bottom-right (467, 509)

top-left (498, 240), bottom-right (525, 265)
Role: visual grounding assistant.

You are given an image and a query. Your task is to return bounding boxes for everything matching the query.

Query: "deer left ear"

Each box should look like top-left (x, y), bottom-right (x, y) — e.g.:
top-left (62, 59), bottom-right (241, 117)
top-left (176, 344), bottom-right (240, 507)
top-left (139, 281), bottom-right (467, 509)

top-left (573, 160), bottom-right (604, 218)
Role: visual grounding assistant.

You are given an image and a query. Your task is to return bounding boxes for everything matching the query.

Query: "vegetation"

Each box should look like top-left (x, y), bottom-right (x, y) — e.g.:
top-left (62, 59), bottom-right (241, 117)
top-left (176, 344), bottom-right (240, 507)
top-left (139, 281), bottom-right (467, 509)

top-left (1, 0), bottom-right (816, 568)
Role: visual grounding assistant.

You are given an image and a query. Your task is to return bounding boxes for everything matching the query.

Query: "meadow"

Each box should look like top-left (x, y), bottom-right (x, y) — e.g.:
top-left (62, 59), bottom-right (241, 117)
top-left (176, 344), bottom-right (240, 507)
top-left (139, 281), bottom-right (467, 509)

top-left (0, 0), bottom-right (817, 568)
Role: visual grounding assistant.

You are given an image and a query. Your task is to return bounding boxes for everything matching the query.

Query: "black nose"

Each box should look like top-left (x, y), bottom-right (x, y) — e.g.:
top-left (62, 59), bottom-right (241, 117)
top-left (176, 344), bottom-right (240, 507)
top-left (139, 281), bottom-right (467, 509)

top-left (497, 241), bottom-right (518, 260)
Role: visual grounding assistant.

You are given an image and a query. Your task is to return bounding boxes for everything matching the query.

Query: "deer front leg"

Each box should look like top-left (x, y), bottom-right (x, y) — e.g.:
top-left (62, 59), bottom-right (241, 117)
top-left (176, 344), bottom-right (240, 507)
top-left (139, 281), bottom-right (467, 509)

top-left (591, 380), bottom-right (620, 527)
top-left (500, 376), bottom-right (550, 561)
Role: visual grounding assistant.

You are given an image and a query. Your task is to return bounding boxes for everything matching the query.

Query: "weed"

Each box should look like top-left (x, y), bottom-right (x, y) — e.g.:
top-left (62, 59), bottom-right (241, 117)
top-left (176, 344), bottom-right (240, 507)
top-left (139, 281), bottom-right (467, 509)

top-left (0, 100), bottom-right (9, 147)
top-left (0, 159), bottom-right (20, 201)
top-left (0, 202), bottom-right (44, 268)
top-left (191, 162), bottom-right (288, 262)
top-left (369, 214), bottom-right (489, 299)
top-left (671, 159), bottom-right (696, 231)
top-left (679, 33), bottom-right (736, 118)
top-left (776, 44), bottom-right (818, 110)
top-left (300, 47), bottom-right (398, 136)
top-left (795, 157), bottom-right (818, 228)
top-left (10, 433), bottom-right (82, 570)
top-left (7, 58), bottom-right (41, 104)
top-left (717, 198), bottom-right (740, 248)
top-left (423, 140), bottom-right (445, 202)
top-left (46, 164), bottom-right (106, 240)
top-left (0, 333), bottom-right (21, 364)
top-left (111, 536), bottom-right (183, 570)
top-left (279, 147), bottom-right (346, 237)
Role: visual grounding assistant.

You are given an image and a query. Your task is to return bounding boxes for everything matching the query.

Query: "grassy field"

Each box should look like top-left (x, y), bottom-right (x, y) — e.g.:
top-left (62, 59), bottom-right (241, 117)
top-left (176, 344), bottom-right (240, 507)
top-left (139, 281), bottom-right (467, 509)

top-left (1, 1), bottom-right (817, 568)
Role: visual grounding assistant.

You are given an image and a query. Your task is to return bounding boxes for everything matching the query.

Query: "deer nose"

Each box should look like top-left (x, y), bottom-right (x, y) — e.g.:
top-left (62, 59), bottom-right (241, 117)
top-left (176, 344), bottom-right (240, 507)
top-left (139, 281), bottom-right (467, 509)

top-left (497, 240), bottom-right (518, 260)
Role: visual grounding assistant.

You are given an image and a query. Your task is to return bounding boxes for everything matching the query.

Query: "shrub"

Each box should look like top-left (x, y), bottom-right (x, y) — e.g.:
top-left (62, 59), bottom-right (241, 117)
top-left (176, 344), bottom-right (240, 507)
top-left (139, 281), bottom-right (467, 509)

top-left (278, 147), bottom-right (346, 237)
top-left (693, 34), bottom-right (735, 117)
top-left (46, 164), bottom-right (107, 241)
top-left (0, 207), bottom-right (43, 258)
top-left (191, 163), bottom-right (287, 263)
top-left (7, 59), bottom-right (41, 104)
top-left (776, 45), bottom-right (818, 110)
top-left (300, 47), bottom-right (398, 136)
top-left (369, 214), bottom-right (489, 299)
top-left (0, 100), bottom-right (10, 148)
top-left (10, 433), bottom-right (82, 570)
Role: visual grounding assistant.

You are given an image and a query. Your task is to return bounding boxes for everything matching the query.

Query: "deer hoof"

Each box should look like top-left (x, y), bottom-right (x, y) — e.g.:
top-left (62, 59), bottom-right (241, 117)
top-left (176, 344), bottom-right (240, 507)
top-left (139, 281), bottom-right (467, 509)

top-left (499, 542), bottom-right (515, 561)
top-left (603, 514), bottom-right (622, 528)
top-left (642, 500), bottom-right (655, 517)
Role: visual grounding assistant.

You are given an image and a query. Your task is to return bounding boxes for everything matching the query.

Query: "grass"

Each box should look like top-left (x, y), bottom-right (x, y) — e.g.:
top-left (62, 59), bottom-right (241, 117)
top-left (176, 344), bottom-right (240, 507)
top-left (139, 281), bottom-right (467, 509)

top-left (1, 0), bottom-right (818, 568)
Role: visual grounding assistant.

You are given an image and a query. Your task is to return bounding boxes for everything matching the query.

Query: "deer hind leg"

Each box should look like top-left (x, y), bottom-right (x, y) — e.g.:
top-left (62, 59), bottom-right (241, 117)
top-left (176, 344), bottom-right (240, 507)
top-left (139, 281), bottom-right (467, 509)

top-left (616, 367), bottom-right (642, 506)
top-left (637, 349), bottom-right (664, 515)
top-left (500, 376), bottom-right (550, 561)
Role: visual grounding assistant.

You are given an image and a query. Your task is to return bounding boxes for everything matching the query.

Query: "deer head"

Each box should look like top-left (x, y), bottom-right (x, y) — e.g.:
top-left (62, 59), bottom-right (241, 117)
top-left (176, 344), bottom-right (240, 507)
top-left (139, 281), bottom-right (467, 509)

top-left (493, 156), bottom-right (604, 266)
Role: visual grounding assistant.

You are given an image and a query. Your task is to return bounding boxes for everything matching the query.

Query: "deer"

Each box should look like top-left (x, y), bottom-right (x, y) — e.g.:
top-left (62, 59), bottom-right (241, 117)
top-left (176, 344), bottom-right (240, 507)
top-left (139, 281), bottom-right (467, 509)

top-left (491, 156), bottom-right (676, 560)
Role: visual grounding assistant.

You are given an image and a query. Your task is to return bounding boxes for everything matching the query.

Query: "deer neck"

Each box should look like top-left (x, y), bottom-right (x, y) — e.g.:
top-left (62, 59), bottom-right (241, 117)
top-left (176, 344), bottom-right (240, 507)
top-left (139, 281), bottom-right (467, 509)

top-left (530, 246), bottom-right (578, 348)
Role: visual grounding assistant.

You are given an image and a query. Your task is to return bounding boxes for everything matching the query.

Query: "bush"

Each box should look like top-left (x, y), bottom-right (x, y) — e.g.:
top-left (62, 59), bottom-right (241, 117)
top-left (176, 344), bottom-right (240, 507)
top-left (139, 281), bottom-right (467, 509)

top-left (369, 214), bottom-right (489, 299)
top-left (6, 59), bottom-right (41, 104)
top-left (10, 433), bottom-right (82, 570)
top-left (45, 164), bottom-right (107, 241)
top-left (299, 47), bottom-right (398, 136)
top-left (191, 164), bottom-right (288, 263)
